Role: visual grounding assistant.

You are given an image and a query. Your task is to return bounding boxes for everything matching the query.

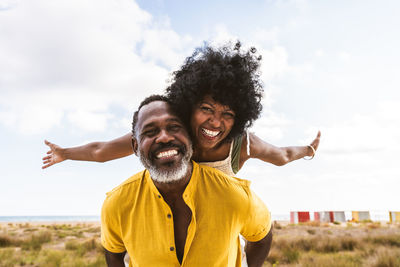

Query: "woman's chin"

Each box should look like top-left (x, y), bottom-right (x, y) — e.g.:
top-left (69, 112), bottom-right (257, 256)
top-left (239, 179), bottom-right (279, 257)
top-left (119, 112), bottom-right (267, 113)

top-left (196, 138), bottom-right (221, 150)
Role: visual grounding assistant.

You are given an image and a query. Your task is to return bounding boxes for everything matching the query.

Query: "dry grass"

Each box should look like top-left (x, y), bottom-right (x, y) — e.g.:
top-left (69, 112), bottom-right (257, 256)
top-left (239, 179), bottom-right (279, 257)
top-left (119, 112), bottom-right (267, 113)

top-left (0, 222), bottom-right (106, 267)
top-left (264, 221), bottom-right (400, 267)
top-left (2, 221), bottom-right (400, 266)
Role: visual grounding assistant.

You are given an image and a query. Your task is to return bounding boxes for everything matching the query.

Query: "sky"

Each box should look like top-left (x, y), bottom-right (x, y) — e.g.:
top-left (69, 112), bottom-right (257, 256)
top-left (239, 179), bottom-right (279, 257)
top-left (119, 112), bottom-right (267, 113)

top-left (1, 0), bottom-right (399, 217)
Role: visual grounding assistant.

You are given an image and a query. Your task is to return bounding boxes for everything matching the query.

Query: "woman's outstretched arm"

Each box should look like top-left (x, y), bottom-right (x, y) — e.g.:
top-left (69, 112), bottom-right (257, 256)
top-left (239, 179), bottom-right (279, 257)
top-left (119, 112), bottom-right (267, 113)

top-left (42, 133), bottom-right (134, 169)
top-left (239, 131), bottom-right (321, 168)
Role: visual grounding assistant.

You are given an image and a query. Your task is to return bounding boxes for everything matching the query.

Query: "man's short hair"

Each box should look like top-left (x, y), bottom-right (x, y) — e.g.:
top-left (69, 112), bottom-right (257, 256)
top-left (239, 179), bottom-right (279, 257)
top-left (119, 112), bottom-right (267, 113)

top-left (131, 94), bottom-right (172, 139)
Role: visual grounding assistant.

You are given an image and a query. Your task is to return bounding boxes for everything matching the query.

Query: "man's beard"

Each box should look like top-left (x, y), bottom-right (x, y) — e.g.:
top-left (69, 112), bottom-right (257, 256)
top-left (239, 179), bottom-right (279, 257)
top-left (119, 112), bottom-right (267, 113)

top-left (139, 142), bottom-right (193, 184)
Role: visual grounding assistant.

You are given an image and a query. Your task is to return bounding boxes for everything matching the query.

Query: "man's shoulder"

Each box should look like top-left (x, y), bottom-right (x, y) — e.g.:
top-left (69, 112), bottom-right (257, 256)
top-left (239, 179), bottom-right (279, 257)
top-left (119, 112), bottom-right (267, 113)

top-left (105, 170), bottom-right (146, 199)
top-left (195, 162), bottom-right (251, 190)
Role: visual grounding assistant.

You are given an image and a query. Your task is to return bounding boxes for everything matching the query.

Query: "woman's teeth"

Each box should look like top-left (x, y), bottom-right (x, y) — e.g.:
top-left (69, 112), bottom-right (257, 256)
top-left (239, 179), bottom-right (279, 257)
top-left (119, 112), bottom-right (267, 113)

top-left (202, 128), bottom-right (220, 137)
top-left (156, 150), bottom-right (178, 159)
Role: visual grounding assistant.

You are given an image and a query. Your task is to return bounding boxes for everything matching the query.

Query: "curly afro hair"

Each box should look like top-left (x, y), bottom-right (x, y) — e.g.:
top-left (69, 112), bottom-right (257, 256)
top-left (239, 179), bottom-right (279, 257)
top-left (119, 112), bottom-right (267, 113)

top-left (165, 41), bottom-right (264, 141)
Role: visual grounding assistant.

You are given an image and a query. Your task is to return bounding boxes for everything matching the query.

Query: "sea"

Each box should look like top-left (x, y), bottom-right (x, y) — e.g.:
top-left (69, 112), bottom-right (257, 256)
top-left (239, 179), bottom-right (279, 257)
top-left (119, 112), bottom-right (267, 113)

top-left (0, 212), bottom-right (390, 222)
top-left (0, 216), bottom-right (100, 222)
top-left (0, 214), bottom-right (290, 222)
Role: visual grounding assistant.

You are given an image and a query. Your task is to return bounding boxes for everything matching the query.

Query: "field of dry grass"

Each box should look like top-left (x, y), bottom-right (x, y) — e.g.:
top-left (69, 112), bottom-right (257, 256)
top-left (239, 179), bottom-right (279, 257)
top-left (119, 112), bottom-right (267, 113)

top-left (0, 222), bottom-right (105, 267)
top-left (1, 221), bottom-right (400, 266)
top-left (264, 221), bottom-right (400, 267)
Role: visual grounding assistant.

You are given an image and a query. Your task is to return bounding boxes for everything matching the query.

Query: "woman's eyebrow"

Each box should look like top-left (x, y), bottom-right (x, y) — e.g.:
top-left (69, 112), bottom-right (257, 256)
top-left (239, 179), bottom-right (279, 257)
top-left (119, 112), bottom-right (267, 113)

top-left (200, 100), bottom-right (214, 107)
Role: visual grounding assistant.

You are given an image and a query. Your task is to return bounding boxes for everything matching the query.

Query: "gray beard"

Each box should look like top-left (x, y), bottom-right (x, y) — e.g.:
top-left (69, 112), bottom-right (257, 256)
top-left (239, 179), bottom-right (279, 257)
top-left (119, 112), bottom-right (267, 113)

top-left (139, 143), bottom-right (193, 184)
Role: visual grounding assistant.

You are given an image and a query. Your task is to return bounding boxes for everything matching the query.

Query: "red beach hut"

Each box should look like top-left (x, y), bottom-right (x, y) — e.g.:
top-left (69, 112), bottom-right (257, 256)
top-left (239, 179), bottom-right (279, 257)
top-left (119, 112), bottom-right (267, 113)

top-left (290, 211), bottom-right (310, 224)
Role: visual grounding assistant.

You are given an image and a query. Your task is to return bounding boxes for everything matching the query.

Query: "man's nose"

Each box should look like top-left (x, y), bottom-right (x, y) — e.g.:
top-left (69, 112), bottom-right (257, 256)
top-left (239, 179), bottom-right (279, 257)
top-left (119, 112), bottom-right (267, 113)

top-left (155, 129), bottom-right (174, 143)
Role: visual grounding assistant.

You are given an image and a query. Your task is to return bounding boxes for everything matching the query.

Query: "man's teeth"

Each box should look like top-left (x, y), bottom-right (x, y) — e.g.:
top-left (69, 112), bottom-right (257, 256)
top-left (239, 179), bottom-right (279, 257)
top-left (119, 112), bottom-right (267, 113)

top-left (156, 150), bottom-right (178, 159)
top-left (202, 128), bottom-right (220, 137)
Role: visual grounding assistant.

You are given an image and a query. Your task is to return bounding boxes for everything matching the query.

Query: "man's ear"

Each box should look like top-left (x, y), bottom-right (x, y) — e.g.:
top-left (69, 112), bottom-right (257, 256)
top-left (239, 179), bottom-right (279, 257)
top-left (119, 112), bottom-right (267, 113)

top-left (132, 138), bottom-right (138, 156)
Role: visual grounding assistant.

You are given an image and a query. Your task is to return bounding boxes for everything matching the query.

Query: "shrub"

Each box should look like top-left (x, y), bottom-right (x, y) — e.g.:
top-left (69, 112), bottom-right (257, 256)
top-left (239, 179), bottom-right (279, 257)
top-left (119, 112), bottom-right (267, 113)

top-left (339, 236), bottom-right (360, 251)
top-left (38, 250), bottom-right (64, 267)
top-left (0, 235), bottom-right (13, 247)
top-left (306, 221), bottom-right (321, 227)
top-left (316, 238), bottom-right (341, 253)
top-left (266, 247), bottom-right (283, 265)
top-left (21, 231), bottom-right (52, 250)
top-left (65, 238), bottom-right (102, 257)
top-left (368, 222), bottom-right (381, 229)
top-left (307, 229), bottom-right (316, 235)
top-left (0, 248), bottom-right (14, 261)
top-left (86, 226), bottom-right (101, 233)
top-left (0, 234), bottom-right (20, 247)
top-left (23, 228), bottom-right (38, 232)
top-left (301, 252), bottom-right (363, 267)
top-left (282, 247), bottom-right (300, 263)
top-left (65, 240), bottom-right (79, 250)
top-left (370, 248), bottom-right (400, 267)
top-left (366, 235), bottom-right (400, 247)
top-left (273, 221), bottom-right (282, 230)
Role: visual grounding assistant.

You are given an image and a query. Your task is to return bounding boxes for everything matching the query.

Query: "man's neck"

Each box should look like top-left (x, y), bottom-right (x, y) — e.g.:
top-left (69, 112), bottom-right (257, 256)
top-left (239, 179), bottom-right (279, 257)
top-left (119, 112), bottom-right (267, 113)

top-left (153, 163), bottom-right (193, 198)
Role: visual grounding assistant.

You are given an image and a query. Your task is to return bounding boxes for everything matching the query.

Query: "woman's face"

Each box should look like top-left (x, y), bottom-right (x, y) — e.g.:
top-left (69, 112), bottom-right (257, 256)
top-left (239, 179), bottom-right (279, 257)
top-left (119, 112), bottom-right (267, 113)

top-left (190, 95), bottom-right (235, 150)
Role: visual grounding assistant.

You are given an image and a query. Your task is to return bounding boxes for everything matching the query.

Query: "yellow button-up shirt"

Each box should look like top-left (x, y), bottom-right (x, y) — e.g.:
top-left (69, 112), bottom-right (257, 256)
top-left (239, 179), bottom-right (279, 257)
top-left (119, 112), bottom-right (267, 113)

top-left (101, 162), bottom-right (271, 267)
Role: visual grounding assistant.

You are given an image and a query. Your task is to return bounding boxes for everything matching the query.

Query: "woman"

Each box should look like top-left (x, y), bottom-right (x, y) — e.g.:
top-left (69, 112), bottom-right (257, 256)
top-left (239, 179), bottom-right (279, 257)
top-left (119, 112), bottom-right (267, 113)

top-left (42, 42), bottom-right (320, 173)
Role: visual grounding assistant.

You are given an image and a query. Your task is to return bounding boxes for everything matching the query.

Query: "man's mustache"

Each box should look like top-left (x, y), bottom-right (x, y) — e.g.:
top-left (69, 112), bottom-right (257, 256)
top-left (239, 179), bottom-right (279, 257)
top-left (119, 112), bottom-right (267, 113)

top-left (151, 142), bottom-right (186, 157)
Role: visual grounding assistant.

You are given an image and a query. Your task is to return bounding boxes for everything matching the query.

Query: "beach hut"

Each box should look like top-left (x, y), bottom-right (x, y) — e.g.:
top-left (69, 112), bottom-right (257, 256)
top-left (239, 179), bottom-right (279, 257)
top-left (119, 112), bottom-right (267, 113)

top-left (352, 211), bottom-right (371, 222)
top-left (332, 211), bottom-right (346, 222)
top-left (314, 211), bottom-right (346, 223)
top-left (389, 211), bottom-right (400, 223)
top-left (314, 211), bottom-right (330, 222)
top-left (290, 211), bottom-right (310, 224)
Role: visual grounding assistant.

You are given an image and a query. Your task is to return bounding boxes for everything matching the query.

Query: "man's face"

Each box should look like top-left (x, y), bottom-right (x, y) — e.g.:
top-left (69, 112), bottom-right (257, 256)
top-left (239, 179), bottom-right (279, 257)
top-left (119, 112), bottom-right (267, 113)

top-left (135, 101), bottom-right (193, 183)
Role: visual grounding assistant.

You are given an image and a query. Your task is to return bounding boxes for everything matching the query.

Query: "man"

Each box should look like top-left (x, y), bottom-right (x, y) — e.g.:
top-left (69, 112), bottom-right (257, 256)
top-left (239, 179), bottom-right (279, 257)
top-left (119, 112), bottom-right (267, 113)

top-left (101, 95), bottom-right (272, 267)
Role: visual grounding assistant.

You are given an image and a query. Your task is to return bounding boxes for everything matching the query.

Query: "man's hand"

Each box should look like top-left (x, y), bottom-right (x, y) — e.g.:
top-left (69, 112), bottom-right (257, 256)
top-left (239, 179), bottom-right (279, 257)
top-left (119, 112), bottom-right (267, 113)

top-left (42, 140), bottom-right (66, 169)
top-left (104, 249), bottom-right (126, 267)
top-left (245, 230), bottom-right (273, 267)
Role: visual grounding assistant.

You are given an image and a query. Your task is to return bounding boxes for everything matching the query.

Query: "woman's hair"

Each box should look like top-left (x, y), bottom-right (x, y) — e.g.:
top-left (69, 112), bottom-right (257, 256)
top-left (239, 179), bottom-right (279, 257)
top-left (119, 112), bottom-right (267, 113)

top-left (166, 41), bottom-right (263, 140)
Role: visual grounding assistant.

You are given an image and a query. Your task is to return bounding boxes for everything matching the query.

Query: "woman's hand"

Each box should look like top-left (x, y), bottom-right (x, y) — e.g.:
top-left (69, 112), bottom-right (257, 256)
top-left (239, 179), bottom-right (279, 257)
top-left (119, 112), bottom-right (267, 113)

top-left (308, 131), bottom-right (321, 156)
top-left (42, 140), bottom-right (66, 169)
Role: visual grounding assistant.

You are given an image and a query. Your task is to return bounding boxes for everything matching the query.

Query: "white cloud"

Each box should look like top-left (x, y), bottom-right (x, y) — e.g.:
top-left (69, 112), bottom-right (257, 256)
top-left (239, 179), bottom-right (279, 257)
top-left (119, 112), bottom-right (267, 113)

top-left (0, 0), bottom-right (195, 134)
top-left (0, 0), bottom-right (19, 10)
top-left (338, 51), bottom-right (351, 61)
top-left (251, 110), bottom-right (291, 142)
top-left (321, 103), bottom-right (400, 156)
top-left (274, 0), bottom-right (310, 13)
top-left (67, 110), bottom-right (113, 133)
top-left (314, 49), bottom-right (324, 57)
top-left (259, 46), bottom-right (290, 81)
top-left (252, 27), bottom-right (280, 47)
top-left (208, 24), bottom-right (239, 47)
top-left (139, 17), bottom-right (194, 70)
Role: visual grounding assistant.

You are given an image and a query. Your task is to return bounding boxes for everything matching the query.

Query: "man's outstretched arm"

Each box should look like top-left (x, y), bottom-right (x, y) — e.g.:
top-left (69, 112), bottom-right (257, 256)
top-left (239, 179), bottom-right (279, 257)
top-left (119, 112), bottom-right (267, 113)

top-left (245, 230), bottom-right (273, 267)
top-left (104, 249), bottom-right (126, 267)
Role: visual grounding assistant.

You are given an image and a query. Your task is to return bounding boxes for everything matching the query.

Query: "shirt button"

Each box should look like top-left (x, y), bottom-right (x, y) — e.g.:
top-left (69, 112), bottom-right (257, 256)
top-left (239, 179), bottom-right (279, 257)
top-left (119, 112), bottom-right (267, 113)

top-left (167, 214), bottom-right (171, 218)
top-left (170, 246), bottom-right (174, 251)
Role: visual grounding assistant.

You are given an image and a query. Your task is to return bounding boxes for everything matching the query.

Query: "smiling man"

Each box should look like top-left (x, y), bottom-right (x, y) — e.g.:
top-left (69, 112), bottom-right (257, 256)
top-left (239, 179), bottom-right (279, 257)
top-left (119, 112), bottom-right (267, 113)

top-left (101, 95), bottom-right (272, 267)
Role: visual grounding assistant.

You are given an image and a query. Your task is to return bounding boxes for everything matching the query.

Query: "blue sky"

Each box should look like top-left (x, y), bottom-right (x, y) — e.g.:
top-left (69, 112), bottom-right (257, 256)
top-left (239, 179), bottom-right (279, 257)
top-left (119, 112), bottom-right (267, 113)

top-left (1, 0), bottom-right (399, 217)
